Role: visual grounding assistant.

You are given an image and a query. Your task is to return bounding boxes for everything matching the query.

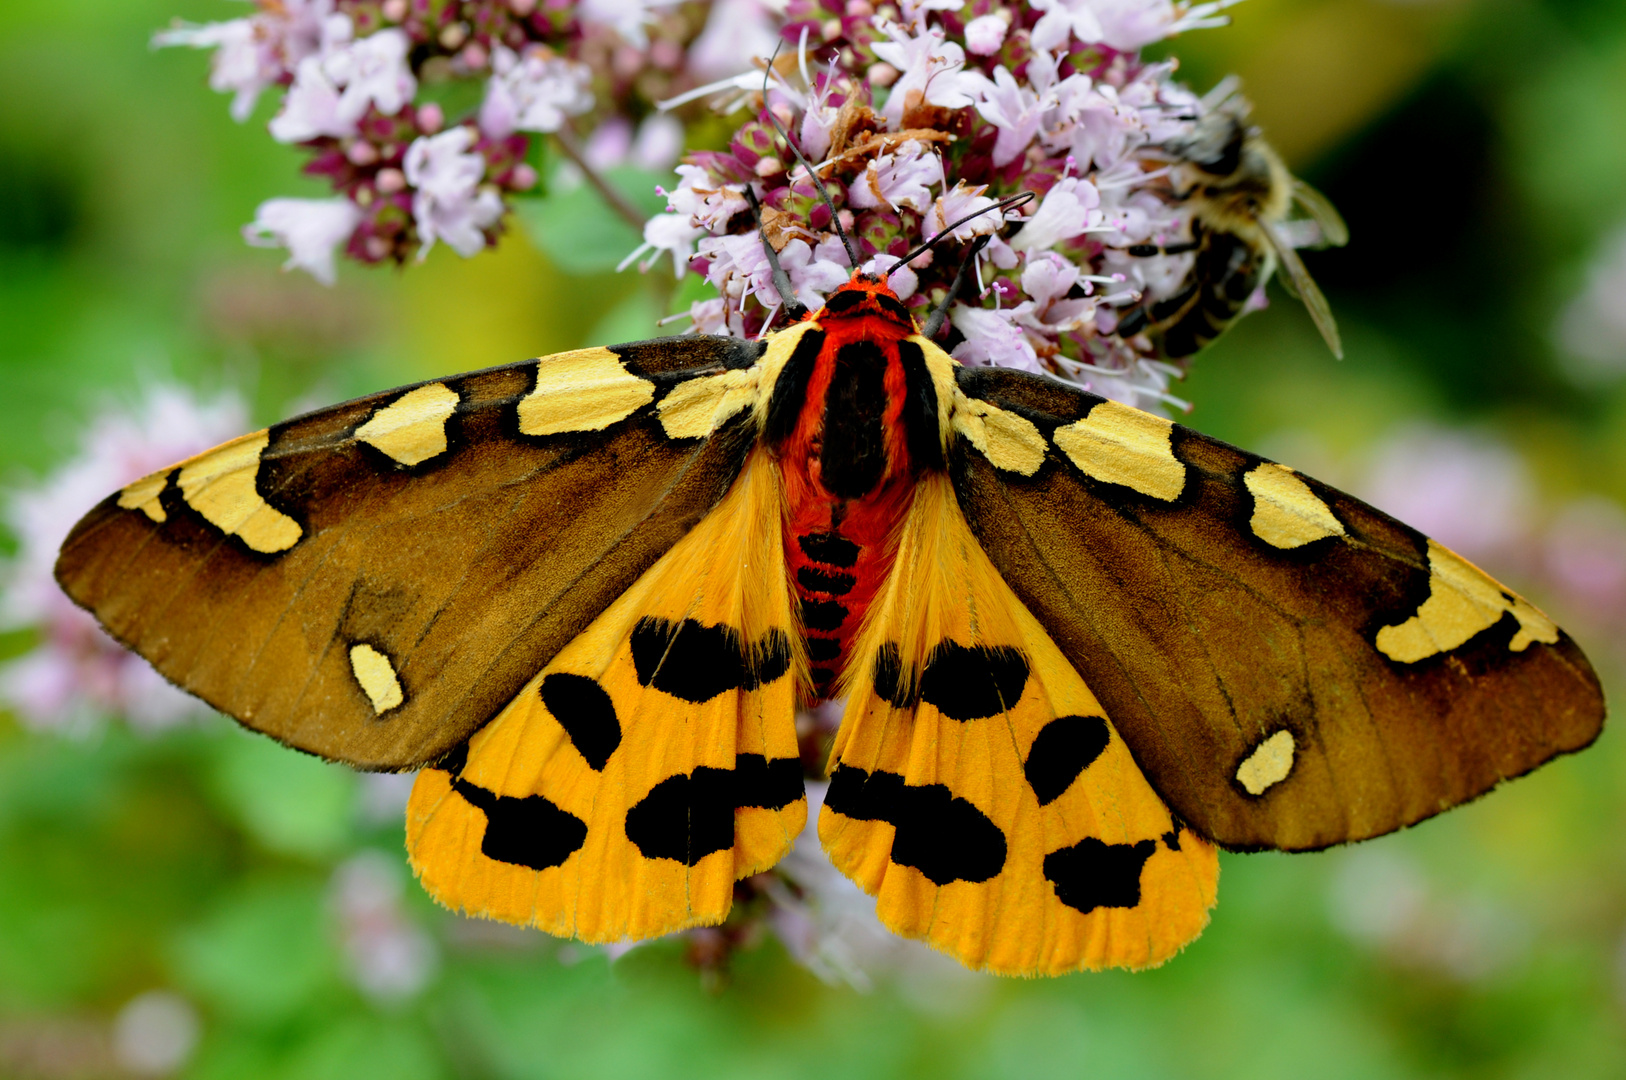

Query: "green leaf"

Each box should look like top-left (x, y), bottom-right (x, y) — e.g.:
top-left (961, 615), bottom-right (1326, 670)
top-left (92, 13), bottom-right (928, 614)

top-left (170, 878), bottom-right (337, 1022)
top-left (517, 167), bottom-right (670, 276)
top-left (210, 730), bottom-right (356, 859)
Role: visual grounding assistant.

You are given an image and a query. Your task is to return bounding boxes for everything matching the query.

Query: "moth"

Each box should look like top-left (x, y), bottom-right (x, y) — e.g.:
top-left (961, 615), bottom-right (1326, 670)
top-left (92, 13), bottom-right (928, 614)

top-left (54, 196), bottom-right (1604, 976)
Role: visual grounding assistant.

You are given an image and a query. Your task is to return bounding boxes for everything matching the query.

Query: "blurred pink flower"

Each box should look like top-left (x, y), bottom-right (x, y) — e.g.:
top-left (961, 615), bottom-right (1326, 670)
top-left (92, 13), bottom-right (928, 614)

top-left (962, 13), bottom-right (1008, 56)
top-left (243, 197), bottom-right (364, 284)
top-left (925, 182), bottom-right (1000, 242)
top-left (1007, 175), bottom-right (1105, 252)
top-left (324, 24), bottom-right (417, 126)
top-left (404, 127), bottom-right (505, 257)
top-left (760, 780), bottom-right (905, 989)
top-left (621, 211), bottom-right (708, 274)
top-left (330, 851), bottom-right (438, 1001)
top-left (1328, 846), bottom-right (1528, 982)
top-left (966, 66), bottom-right (1048, 168)
top-left (1, 386), bottom-right (247, 734)
top-left (154, 0), bottom-right (331, 120)
top-left (1543, 497), bottom-right (1626, 628)
top-left (112, 991), bottom-right (200, 1077)
top-left (480, 45), bottom-right (594, 137)
top-left (1360, 424), bottom-right (1534, 572)
top-left (951, 303), bottom-right (1041, 371)
top-left (269, 53), bottom-right (350, 141)
top-left (688, 0), bottom-right (781, 81)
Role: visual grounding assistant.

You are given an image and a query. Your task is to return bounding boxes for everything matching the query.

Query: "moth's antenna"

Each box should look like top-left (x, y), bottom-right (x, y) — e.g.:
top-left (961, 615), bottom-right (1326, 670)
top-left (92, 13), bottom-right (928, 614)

top-left (759, 41), bottom-right (860, 270)
top-left (921, 234), bottom-right (992, 341)
top-left (898, 191), bottom-right (1034, 268)
top-left (744, 185), bottom-right (807, 328)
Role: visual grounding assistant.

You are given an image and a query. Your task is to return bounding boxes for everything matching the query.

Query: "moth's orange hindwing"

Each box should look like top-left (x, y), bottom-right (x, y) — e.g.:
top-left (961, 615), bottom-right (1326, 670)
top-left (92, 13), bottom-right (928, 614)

top-left (819, 472), bottom-right (1218, 975)
top-left (406, 434), bottom-right (809, 942)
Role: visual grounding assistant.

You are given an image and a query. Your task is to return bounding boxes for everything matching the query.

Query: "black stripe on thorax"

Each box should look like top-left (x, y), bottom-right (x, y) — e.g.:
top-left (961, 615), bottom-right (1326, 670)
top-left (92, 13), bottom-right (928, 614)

top-left (896, 339), bottom-right (944, 472)
top-left (763, 328), bottom-right (827, 446)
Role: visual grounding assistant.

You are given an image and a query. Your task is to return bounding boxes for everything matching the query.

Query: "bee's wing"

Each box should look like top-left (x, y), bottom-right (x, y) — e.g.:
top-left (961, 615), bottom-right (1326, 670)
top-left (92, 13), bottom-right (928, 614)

top-left (1265, 221), bottom-right (1343, 359)
top-left (1291, 179), bottom-right (1349, 248)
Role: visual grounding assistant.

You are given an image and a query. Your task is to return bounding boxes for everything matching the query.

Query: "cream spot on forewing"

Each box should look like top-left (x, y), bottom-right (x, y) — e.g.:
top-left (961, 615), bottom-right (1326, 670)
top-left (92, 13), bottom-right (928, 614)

top-left (1236, 730), bottom-right (1295, 795)
top-left (952, 392), bottom-right (1046, 476)
top-left (176, 431), bottom-right (302, 553)
top-left (1245, 462), bottom-right (1345, 548)
top-left (659, 367), bottom-right (761, 440)
top-left (517, 347), bottom-right (656, 437)
top-left (1376, 540), bottom-right (1560, 663)
top-left (1053, 400), bottom-right (1186, 501)
top-left (355, 382), bottom-right (459, 466)
top-left (118, 470), bottom-right (171, 523)
top-left (349, 643), bottom-right (404, 714)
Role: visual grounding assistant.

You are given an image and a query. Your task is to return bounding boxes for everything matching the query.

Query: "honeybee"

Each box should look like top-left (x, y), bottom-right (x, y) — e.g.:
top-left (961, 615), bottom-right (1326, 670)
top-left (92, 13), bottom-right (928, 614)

top-left (1114, 95), bottom-right (1348, 360)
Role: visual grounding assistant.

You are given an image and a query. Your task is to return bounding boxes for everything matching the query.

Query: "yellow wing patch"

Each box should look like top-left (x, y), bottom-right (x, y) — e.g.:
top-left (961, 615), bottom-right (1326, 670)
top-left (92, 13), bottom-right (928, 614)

top-left (1244, 463), bottom-right (1344, 549)
top-left (659, 367), bottom-right (761, 440)
top-left (517, 347), bottom-right (656, 437)
top-left (820, 474), bottom-right (1217, 975)
top-left (117, 471), bottom-right (170, 523)
top-left (950, 394), bottom-right (1047, 476)
top-left (1052, 400), bottom-right (1186, 501)
top-left (355, 383), bottom-right (459, 466)
top-left (174, 431), bottom-right (302, 553)
top-left (1376, 539), bottom-right (1559, 662)
top-left (406, 447), bottom-right (806, 943)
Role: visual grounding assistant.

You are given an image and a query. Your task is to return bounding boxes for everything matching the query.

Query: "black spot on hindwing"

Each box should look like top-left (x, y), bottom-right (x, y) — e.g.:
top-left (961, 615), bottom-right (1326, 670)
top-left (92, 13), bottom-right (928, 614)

top-left (872, 643), bottom-right (915, 708)
top-left (624, 771), bottom-right (733, 865)
top-left (629, 617), bottom-right (792, 703)
top-left (625, 755), bottom-right (804, 865)
top-left (451, 778), bottom-right (588, 872)
top-left (825, 765), bottom-right (1006, 885)
top-left (539, 673), bottom-right (621, 771)
top-left (1043, 837), bottom-right (1156, 914)
top-left (1024, 715), bottom-right (1110, 805)
top-left (918, 643), bottom-right (1029, 720)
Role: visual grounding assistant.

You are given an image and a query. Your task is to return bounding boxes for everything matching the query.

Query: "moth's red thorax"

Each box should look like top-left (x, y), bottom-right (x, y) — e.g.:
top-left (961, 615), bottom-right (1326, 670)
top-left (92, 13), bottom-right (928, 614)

top-left (776, 275), bottom-right (930, 702)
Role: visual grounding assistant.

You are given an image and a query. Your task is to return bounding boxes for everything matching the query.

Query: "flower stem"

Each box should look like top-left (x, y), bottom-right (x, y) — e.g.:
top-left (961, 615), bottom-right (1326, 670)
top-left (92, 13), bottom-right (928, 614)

top-left (552, 128), bottom-right (649, 234)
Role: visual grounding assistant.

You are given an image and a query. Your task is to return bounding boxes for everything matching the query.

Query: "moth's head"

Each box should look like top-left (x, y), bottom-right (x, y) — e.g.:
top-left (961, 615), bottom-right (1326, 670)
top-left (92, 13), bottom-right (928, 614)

top-left (813, 273), bottom-right (916, 330)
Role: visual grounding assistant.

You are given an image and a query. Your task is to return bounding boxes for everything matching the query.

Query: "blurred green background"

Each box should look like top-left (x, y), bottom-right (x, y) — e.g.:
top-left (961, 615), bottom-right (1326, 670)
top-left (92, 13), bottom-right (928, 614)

top-left (3, 0), bottom-right (1626, 1076)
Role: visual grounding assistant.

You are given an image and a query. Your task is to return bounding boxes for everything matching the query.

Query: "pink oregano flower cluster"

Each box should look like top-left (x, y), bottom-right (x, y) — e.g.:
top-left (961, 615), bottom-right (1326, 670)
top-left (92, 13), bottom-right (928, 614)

top-left (157, 0), bottom-right (771, 278)
top-left (157, 0), bottom-right (1299, 408)
top-left (636, 0), bottom-right (1247, 408)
